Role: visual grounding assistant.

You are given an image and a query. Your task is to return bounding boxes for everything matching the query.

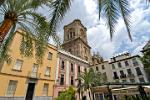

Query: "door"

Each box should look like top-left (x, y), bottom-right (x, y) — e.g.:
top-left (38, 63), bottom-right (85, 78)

top-left (25, 83), bottom-right (35, 100)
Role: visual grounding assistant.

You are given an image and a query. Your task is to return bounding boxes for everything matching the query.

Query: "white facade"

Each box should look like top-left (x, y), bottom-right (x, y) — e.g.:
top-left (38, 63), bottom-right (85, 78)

top-left (92, 53), bottom-right (149, 84)
top-left (110, 54), bottom-right (148, 83)
top-left (91, 61), bottom-right (113, 82)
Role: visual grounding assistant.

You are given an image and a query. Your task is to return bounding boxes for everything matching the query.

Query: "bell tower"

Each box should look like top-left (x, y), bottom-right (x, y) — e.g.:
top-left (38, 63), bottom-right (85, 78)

top-left (62, 19), bottom-right (91, 63)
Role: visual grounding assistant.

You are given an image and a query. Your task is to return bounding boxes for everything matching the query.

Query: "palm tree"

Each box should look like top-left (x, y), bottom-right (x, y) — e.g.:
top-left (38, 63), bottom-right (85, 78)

top-left (0, 0), bottom-right (4, 6)
top-left (77, 68), bottom-right (102, 100)
top-left (76, 80), bottom-right (84, 100)
top-left (0, 0), bottom-right (59, 63)
top-left (48, 0), bottom-right (150, 41)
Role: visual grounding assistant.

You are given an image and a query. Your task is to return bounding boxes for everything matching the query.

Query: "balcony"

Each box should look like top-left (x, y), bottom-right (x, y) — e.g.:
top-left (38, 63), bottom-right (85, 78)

top-left (127, 74), bottom-right (135, 78)
top-left (113, 76), bottom-right (119, 79)
top-left (27, 71), bottom-right (41, 79)
top-left (120, 74), bottom-right (127, 79)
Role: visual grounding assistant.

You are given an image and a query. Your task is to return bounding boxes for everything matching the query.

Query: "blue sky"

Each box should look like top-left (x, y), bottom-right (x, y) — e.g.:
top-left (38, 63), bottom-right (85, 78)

top-left (1, 0), bottom-right (149, 60)
top-left (55, 0), bottom-right (150, 59)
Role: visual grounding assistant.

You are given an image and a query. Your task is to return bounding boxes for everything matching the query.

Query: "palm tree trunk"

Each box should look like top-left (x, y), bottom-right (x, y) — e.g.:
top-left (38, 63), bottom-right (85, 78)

top-left (87, 90), bottom-right (91, 100)
top-left (0, 19), bottom-right (13, 43)
top-left (89, 88), bottom-right (93, 100)
top-left (87, 89), bottom-right (93, 100)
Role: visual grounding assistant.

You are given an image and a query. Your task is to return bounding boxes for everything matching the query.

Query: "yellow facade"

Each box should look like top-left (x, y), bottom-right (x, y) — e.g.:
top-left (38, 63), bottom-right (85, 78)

top-left (0, 29), bottom-right (57, 100)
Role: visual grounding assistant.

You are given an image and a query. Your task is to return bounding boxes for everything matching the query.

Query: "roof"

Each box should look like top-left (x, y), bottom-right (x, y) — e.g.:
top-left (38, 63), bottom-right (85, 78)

top-left (143, 40), bottom-right (150, 50)
top-left (63, 19), bottom-right (87, 30)
top-left (58, 49), bottom-right (89, 64)
top-left (62, 37), bottom-right (91, 48)
top-left (109, 55), bottom-right (140, 64)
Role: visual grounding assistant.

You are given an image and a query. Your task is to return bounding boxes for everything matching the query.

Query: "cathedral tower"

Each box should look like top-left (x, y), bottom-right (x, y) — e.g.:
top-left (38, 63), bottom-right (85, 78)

top-left (62, 19), bottom-right (91, 63)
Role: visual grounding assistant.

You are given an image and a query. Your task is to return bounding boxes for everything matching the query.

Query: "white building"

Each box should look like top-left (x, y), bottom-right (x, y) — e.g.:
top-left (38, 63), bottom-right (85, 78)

top-left (91, 52), bottom-right (149, 100)
top-left (91, 61), bottom-right (113, 82)
top-left (110, 53), bottom-right (148, 83)
top-left (92, 52), bottom-right (149, 83)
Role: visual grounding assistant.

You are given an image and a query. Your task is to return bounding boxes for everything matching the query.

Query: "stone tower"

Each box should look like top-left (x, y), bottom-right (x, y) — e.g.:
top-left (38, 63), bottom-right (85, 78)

top-left (62, 19), bottom-right (91, 63)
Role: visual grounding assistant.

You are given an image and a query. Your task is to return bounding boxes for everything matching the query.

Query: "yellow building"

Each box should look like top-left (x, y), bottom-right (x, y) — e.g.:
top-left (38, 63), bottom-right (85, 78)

top-left (0, 29), bottom-right (58, 100)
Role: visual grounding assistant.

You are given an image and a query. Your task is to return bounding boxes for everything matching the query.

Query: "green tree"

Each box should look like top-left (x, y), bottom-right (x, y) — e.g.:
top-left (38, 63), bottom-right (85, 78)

top-left (0, 0), bottom-right (4, 6)
top-left (0, 0), bottom-right (59, 63)
top-left (48, 0), bottom-right (150, 41)
top-left (77, 68), bottom-right (103, 100)
top-left (56, 86), bottom-right (76, 100)
top-left (141, 48), bottom-right (150, 79)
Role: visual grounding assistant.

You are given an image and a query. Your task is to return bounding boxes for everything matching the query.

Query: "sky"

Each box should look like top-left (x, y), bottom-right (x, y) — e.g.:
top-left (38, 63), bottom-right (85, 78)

top-left (1, 0), bottom-right (149, 60)
top-left (54, 0), bottom-right (150, 59)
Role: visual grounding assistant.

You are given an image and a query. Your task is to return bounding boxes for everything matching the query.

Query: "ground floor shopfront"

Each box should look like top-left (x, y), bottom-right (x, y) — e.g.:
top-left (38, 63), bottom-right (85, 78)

top-left (92, 85), bottom-right (150, 100)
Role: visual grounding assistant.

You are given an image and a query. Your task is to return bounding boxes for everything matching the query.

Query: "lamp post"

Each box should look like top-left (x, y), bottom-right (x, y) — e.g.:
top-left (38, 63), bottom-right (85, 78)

top-left (138, 85), bottom-right (148, 100)
top-left (107, 85), bottom-right (113, 100)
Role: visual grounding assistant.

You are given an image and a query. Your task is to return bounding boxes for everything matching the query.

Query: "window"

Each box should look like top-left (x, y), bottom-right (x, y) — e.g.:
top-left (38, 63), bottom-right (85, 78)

top-left (139, 77), bottom-right (145, 82)
top-left (135, 67), bottom-right (142, 76)
top-left (73, 32), bottom-right (75, 37)
top-left (103, 72), bottom-right (107, 81)
top-left (69, 49), bottom-right (72, 53)
top-left (112, 64), bottom-right (115, 69)
top-left (13, 59), bottom-right (23, 71)
top-left (6, 80), bottom-right (18, 96)
top-left (127, 69), bottom-right (132, 75)
top-left (42, 83), bottom-right (49, 96)
top-left (130, 79), bottom-right (135, 83)
top-left (118, 62), bottom-right (122, 68)
top-left (68, 34), bottom-right (69, 39)
top-left (125, 61), bottom-right (129, 66)
top-left (48, 52), bottom-right (52, 60)
top-left (31, 64), bottom-right (39, 77)
top-left (71, 63), bottom-right (74, 72)
top-left (113, 72), bottom-right (119, 79)
top-left (78, 66), bottom-right (80, 73)
top-left (120, 70), bottom-right (126, 78)
top-left (45, 67), bottom-right (51, 76)
top-left (32, 64), bottom-right (39, 73)
top-left (61, 61), bottom-right (65, 70)
top-left (71, 76), bottom-right (74, 85)
top-left (84, 68), bottom-right (87, 72)
top-left (132, 58), bottom-right (139, 66)
top-left (70, 32), bottom-right (73, 38)
top-left (60, 74), bottom-right (64, 85)
top-left (96, 66), bottom-right (99, 71)
top-left (102, 65), bottom-right (105, 70)
top-left (120, 70), bottom-right (124, 75)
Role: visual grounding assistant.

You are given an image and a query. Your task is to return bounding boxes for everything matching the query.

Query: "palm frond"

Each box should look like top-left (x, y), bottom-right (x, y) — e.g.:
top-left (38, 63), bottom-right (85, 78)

top-left (30, 0), bottom-right (52, 9)
top-left (19, 33), bottom-right (33, 57)
top-left (103, 0), bottom-right (119, 40)
top-left (98, 0), bottom-right (103, 20)
top-left (118, 0), bottom-right (132, 41)
top-left (0, 0), bottom-right (4, 6)
top-left (18, 22), bottom-right (34, 57)
top-left (34, 20), bottom-right (49, 63)
top-left (49, 0), bottom-right (71, 34)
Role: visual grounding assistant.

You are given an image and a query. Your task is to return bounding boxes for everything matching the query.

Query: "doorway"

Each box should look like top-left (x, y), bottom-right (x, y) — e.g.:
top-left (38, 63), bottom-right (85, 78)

top-left (25, 83), bottom-right (35, 100)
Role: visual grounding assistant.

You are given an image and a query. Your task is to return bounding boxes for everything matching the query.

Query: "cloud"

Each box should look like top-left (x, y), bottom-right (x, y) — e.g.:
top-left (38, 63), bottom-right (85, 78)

top-left (57, 0), bottom-right (150, 59)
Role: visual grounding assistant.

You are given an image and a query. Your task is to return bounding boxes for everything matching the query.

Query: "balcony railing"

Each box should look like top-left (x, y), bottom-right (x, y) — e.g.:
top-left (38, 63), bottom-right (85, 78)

top-left (113, 76), bottom-right (119, 79)
top-left (28, 71), bottom-right (41, 79)
top-left (120, 74), bottom-right (127, 78)
top-left (127, 74), bottom-right (135, 78)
